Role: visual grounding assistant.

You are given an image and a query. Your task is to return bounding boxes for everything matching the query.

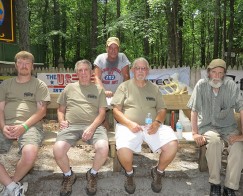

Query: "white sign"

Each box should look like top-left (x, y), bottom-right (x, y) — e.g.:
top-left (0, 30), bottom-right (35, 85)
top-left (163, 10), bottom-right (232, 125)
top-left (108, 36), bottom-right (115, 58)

top-left (146, 67), bottom-right (190, 86)
top-left (201, 69), bottom-right (243, 97)
top-left (130, 67), bottom-right (190, 86)
top-left (37, 67), bottom-right (191, 94)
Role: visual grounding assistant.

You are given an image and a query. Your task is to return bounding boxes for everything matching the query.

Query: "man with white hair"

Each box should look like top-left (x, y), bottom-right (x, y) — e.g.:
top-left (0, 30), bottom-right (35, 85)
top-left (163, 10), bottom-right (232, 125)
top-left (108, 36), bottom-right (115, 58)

top-left (187, 59), bottom-right (243, 196)
top-left (111, 57), bottom-right (178, 194)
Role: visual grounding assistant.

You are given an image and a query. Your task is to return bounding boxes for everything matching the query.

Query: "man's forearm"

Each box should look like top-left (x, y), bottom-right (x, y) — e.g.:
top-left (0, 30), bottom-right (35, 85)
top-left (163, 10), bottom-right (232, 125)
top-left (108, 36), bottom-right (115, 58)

top-left (24, 106), bottom-right (47, 128)
top-left (240, 110), bottom-right (243, 135)
top-left (113, 108), bottom-right (132, 127)
top-left (0, 111), bottom-right (5, 130)
top-left (191, 111), bottom-right (199, 135)
top-left (89, 113), bottom-right (105, 130)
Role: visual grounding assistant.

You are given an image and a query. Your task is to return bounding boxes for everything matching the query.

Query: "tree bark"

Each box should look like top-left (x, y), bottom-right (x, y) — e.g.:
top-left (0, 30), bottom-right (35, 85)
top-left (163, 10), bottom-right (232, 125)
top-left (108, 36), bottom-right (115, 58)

top-left (53, 0), bottom-right (60, 67)
top-left (226, 0), bottom-right (235, 66)
top-left (213, 0), bottom-right (220, 58)
top-left (144, 0), bottom-right (150, 60)
top-left (15, 0), bottom-right (30, 51)
top-left (91, 0), bottom-right (98, 62)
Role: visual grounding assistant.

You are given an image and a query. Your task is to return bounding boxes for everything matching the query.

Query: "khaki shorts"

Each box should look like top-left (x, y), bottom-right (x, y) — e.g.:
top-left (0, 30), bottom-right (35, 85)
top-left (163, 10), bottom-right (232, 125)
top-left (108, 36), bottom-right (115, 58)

top-left (0, 126), bottom-right (44, 153)
top-left (56, 124), bottom-right (108, 146)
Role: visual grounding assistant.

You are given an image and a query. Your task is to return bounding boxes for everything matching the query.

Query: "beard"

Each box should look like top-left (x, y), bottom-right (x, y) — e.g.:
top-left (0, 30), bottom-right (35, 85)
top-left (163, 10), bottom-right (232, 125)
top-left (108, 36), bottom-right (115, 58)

top-left (208, 78), bottom-right (223, 88)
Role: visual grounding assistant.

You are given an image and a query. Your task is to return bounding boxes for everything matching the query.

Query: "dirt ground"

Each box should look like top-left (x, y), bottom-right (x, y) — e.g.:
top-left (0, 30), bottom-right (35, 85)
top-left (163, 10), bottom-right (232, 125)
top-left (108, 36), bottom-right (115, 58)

top-left (0, 142), bottom-right (243, 196)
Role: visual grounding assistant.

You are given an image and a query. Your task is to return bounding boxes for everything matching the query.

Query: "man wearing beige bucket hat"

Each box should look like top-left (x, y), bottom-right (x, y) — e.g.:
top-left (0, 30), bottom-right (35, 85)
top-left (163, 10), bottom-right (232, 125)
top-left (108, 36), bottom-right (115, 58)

top-left (93, 37), bottom-right (130, 98)
top-left (187, 59), bottom-right (243, 196)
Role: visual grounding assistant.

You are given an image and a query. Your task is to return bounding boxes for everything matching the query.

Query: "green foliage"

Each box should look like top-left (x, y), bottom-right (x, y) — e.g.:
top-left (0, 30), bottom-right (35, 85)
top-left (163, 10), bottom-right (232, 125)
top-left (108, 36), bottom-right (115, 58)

top-left (26, 0), bottom-right (243, 67)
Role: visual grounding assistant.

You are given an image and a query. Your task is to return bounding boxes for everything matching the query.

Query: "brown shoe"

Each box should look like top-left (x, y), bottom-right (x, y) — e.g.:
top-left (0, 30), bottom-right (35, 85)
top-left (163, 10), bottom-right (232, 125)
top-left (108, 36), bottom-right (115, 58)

top-left (124, 171), bottom-right (136, 194)
top-left (151, 166), bottom-right (164, 193)
top-left (60, 171), bottom-right (77, 196)
top-left (86, 169), bottom-right (98, 195)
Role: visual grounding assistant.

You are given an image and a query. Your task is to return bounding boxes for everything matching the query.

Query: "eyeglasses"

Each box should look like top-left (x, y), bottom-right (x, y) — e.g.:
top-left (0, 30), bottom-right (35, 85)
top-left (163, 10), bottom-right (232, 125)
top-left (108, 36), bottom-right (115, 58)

top-left (134, 67), bottom-right (147, 71)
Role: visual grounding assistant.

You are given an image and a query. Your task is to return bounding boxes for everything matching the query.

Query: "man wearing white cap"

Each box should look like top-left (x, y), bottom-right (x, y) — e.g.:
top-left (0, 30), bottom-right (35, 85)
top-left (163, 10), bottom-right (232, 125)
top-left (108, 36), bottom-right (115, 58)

top-left (187, 59), bottom-right (243, 196)
top-left (93, 37), bottom-right (130, 98)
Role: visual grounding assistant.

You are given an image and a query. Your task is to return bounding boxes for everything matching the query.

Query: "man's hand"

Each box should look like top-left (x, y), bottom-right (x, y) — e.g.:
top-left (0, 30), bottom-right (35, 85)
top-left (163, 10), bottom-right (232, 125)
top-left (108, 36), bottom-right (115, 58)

top-left (147, 121), bottom-right (160, 135)
top-left (90, 73), bottom-right (96, 83)
top-left (105, 91), bottom-right (113, 98)
top-left (59, 120), bottom-right (69, 130)
top-left (127, 121), bottom-right (142, 133)
top-left (82, 126), bottom-right (95, 142)
top-left (3, 125), bottom-right (25, 139)
top-left (193, 133), bottom-right (206, 146)
top-left (2, 125), bottom-right (15, 139)
top-left (229, 134), bottom-right (243, 145)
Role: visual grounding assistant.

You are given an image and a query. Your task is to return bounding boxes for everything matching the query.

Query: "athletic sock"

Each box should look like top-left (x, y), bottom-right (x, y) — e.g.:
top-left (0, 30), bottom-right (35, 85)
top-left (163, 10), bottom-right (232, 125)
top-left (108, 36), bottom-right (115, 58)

top-left (64, 170), bottom-right (72, 176)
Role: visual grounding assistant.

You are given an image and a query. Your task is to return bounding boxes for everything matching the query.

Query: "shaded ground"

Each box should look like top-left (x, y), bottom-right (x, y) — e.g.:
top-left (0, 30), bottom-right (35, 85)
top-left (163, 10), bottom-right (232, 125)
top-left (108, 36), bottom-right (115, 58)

top-left (0, 143), bottom-right (242, 196)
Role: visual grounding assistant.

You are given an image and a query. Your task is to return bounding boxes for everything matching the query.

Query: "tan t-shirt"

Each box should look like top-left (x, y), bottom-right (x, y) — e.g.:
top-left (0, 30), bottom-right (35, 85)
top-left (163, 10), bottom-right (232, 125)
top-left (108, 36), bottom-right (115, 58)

top-left (57, 82), bottom-right (107, 125)
top-left (0, 77), bottom-right (50, 127)
top-left (111, 79), bottom-right (165, 125)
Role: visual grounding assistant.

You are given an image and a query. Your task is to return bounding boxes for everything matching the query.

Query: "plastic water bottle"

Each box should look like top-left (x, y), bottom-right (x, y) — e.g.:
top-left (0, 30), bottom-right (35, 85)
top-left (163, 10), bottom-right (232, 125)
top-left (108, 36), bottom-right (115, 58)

top-left (176, 120), bottom-right (183, 139)
top-left (145, 113), bottom-right (152, 125)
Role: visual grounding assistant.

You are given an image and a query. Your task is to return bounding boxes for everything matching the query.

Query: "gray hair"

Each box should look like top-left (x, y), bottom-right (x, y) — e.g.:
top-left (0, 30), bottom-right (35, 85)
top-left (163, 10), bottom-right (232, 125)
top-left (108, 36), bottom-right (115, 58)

top-left (132, 57), bottom-right (150, 69)
top-left (74, 59), bottom-right (92, 72)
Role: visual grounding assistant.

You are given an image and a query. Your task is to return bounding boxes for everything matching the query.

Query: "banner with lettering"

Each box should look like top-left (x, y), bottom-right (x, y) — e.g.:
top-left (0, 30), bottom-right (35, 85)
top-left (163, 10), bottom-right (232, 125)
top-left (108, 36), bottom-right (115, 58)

top-left (37, 73), bottom-right (78, 93)
top-left (37, 67), bottom-right (191, 94)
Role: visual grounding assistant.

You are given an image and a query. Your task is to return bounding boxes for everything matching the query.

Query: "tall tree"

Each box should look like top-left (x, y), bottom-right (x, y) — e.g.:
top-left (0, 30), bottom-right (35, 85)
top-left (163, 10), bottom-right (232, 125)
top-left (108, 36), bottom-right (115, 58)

top-left (91, 0), bottom-right (98, 61)
top-left (226, 0), bottom-right (235, 66)
top-left (177, 0), bottom-right (183, 67)
top-left (116, 0), bottom-right (121, 39)
top-left (200, 10), bottom-right (206, 66)
top-left (165, 0), bottom-right (178, 67)
top-left (213, 0), bottom-right (220, 58)
top-left (15, 0), bottom-right (30, 51)
top-left (53, 0), bottom-right (60, 67)
top-left (75, 1), bottom-right (82, 62)
top-left (60, 3), bottom-right (67, 63)
top-left (144, 0), bottom-right (150, 59)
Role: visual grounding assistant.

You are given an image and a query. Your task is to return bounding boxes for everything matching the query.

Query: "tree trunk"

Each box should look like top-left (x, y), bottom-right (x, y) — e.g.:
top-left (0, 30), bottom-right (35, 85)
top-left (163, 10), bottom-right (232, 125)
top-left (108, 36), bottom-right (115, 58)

top-left (226, 0), bottom-right (235, 66)
top-left (144, 0), bottom-right (149, 60)
top-left (61, 4), bottom-right (67, 64)
top-left (177, 0), bottom-right (183, 67)
top-left (15, 0), bottom-right (30, 51)
top-left (222, 0), bottom-right (227, 59)
top-left (116, 0), bottom-right (121, 39)
top-left (213, 0), bottom-right (220, 58)
top-left (200, 11), bottom-right (206, 66)
top-left (165, 0), bottom-right (177, 67)
top-left (53, 0), bottom-right (60, 67)
top-left (42, 0), bottom-right (49, 64)
top-left (91, 0), bottom-right (98, 62)
top-left (75, 1), bottom-right (81, 62)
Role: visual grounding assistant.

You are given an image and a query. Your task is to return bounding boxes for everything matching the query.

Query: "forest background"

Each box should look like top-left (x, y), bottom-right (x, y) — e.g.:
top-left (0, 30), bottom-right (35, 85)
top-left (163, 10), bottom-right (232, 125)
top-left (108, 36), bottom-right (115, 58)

top-left (5, 0), bottom-right (243, 69)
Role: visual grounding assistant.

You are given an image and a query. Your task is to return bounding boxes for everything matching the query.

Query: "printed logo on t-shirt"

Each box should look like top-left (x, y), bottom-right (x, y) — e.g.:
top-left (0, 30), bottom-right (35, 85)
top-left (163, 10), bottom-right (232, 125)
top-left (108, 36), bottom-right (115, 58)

top-left (102, 67), bottom-right (121, 85)
top-left (146, 97), bottom-right (155, 101)
top-left (87, 94), bottom-right (97, 99)
top-left (104, 75), bottom-right (115, 80)
top-left (24, 92), bottom-right (33, 97)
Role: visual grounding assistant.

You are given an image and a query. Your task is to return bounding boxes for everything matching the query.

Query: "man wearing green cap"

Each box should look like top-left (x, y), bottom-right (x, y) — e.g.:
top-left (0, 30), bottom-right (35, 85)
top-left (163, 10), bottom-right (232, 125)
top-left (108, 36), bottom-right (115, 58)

top-left (187, 59), bottom-right (243, 196)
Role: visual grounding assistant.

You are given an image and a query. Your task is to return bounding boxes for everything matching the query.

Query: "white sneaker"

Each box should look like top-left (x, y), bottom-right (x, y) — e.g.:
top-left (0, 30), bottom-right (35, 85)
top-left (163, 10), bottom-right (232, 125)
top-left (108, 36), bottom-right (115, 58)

top-left (11, 182), bottom-right (28, 196)
top-left (0, 187), bottom-right (9, 196)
